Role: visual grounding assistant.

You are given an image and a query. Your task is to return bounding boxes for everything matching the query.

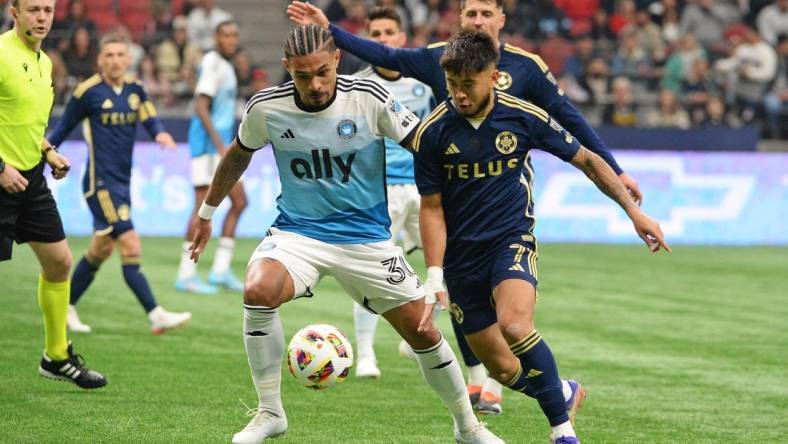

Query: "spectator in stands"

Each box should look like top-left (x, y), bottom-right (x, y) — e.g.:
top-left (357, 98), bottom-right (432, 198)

top-left (156, 15), bottom-right (201, 100)
top-left (608, 0), bottom-right (636, 36)
top-left (502, 0), bottom-right (541, 40)
top-left (248, 68), bottom-right (269, 101)
top-left (63, 27), bottom-right (97, 83)
top-left (339, 0), bottom-right (367, 36)
top-left (554, 0), bottom-right (598, 35)
top-left (682, 58), bottom-right (722, 124)
top-left (533, 0), bottom-right (572, 39)
top-left (757, 0), bottom-right (788, 46)
top-left (116, 26), bottom-right (145, 75)
top-left (661, 33), bottom-right (707, 93)
top-left (715, 23), bottom-right (778, 123)
top-left (611, 29), bottom-right (652, 87)
top-left (50, 0), bottom-right (96, 52)
top-left (603, 76), bottom-right (640, 126)
top-left (579, 56), bottom-right (613, 106)
top-left (187, 0), bottom-right (233, 51)
top-left (764, 34), bottom-right (788, 138)
top-left (143, 0), bottom-right (177, 48)
top-left (1, 0), bottom-right (14, 32)
top-left (564, 34), bottom-right (597, 79)
top-left (234, 49), bottom-right (256, 101)
top-left (622, 9), bottom-right (666, 66)
top-left (590, 8), bottom-right (617, 53)
top-left (679, 0), bottom-right (739, 56)
top-left (646, 89), bottom-right (691, 128)
top-left (139, 55), bottom-right (173, 106)
top-left (701, 95), bottom-right (737, 127)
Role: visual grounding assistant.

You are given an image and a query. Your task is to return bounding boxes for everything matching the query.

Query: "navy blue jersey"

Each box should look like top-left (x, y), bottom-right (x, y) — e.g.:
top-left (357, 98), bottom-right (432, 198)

top-left (413, 92), bottom-right (580, 277)
top-left (329, 24), bottom-right (622, 174)
top-left (48, 74), bottom-right (165, 197)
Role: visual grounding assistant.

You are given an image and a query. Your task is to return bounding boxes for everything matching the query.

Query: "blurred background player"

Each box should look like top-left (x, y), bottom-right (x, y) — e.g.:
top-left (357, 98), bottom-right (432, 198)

top-left (351, 6), bottom-right (435, 380)
top-left (414, 30), bottom-right (670, 444)
top-left (176, 19), bottom-right (247, 294)
top-left (0, 0), bottom-right (105, 389)
top-left (46, 33), bottom-right (192, 335)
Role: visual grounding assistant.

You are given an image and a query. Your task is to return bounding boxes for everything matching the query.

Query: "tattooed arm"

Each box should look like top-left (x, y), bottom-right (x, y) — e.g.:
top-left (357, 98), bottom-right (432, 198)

top-left (570, 146), bottom-right (671, 253)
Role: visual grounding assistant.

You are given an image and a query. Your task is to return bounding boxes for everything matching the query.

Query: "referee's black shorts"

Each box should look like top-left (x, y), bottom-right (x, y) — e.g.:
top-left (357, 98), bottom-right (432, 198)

top-left (0, 162), bottom-right (66, 261)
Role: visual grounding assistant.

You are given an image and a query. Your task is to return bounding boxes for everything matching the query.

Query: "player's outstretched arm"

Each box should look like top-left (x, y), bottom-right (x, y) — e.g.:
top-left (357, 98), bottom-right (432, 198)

top-left (419, 193), bottom-right (449, 332)
top-left (190, 139), bottom-right (253, 261)
top-left (570, 146), bottom-right (670, 253)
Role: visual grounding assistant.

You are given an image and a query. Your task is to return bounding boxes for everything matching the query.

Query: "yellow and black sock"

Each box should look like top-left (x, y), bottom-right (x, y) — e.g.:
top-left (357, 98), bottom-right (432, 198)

top-left (38, 274), bottom-right (69, 361)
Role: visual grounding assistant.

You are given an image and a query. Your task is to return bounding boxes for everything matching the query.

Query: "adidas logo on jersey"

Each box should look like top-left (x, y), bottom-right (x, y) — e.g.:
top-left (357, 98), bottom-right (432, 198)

top-left (444, 143), bottom-right (460, 155)
top-left (280, 129), bottom-right (295, 139)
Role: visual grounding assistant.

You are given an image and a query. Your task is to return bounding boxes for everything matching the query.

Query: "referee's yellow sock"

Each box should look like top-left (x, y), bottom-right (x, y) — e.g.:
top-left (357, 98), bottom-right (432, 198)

top-left (38, 274), bottom-right (69, 360)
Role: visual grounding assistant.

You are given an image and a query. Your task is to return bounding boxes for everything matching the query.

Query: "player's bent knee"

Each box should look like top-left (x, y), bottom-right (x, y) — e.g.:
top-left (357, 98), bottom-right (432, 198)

top-left (243, 283), bottom-right (285, 308)
top-left (498, 319), bottom-right (535, 343)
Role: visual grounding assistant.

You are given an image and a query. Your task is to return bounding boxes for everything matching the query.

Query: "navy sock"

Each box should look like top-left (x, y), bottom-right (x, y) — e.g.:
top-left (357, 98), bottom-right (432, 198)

top-left (504, 330), bottom-right (568, 426)
top-left (121, 256), bottom-right (157, 313)
top-left (70, 255), bottom-right (101, 305)
top-left (450, 315), bottom-right (481, 367)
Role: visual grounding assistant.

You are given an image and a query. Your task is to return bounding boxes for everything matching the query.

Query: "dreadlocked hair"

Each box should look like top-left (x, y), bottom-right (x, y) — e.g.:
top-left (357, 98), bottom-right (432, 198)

top-left (284, 24), bottom-right (336, 58)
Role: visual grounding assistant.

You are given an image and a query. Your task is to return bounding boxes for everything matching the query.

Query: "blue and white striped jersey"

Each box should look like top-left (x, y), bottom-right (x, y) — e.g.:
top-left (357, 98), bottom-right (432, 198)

top-left (238, 75), bottom-right (419, 243)
top-left (354, 67), bottom-right (434, 184)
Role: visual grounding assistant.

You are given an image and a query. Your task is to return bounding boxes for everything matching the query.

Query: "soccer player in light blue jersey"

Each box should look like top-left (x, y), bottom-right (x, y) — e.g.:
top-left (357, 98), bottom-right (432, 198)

top-left (414, 30), bottom-right (670, 444)
top-left (176, 20), bottom-right (248, 294)
top-left (189, 25), bottom-right (502, 444)
top-left (351, 6), bottom-right (435, 380)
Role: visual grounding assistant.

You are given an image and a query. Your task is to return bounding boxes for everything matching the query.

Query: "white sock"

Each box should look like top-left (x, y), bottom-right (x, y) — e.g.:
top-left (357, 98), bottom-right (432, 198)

top-left (562, 379), bottom-right (572, 401)
top-left (413, 337), bottom-right (478, 433)
top-left (177, 241), bottom-right (197, 280)
top-left (550, 421), bottom-right (576, 440)
top-left (353, 303), bottom-right (379, 361)
top-left (243, 305), bottom-right (285, 415)
top-left (482, 376), bottom-right (502, 397)
top-left (211, 237), bottom-right (235, 275)
top-left (467, 363), bottom-right (486, 387)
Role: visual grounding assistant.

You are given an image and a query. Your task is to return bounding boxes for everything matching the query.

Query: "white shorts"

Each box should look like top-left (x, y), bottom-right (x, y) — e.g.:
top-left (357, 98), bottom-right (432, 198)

top-left (387, 184), bottom-right (421, 252)
top-left (191, 153), bottom-right (220, 187)
top-left (249, 228), bottom-right (425, 314)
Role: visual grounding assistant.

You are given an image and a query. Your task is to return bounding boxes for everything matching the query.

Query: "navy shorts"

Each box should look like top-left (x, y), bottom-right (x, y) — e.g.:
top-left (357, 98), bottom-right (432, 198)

top-left (85, 187), bottom-right (134, 239)
top-left (0, 162), bottom-right (66, 261)
top-left (445, 236), bottom-right (539, 335)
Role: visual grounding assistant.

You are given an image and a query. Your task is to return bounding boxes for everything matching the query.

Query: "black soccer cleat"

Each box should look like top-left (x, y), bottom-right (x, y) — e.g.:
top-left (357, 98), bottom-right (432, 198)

top-left (38, 342), bottom-right (107, 389)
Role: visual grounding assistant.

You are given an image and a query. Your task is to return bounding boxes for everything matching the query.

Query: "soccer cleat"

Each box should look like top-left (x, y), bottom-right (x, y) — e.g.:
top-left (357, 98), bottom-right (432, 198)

top-left (398, 339), bottom-right (416, 360)
top-left (476, 391), bottom-right (502, 415)
top-left (355, 357), bottom-right (381, 378)
top-left (232, 408), bottom-right (287, 444)
top-left (467, 384), bottom-right (482, 409)
top-left (208, 270), bottom-right (245, 292)
top-left (149, 306), bottom-right (192, 335)
top-left (553, 436), bottom-right (580, 444)
top-left (67, 305), bottom-right (91, 333)
top-left (175, 275), bottom-right (218, 295)
top-left (38, 342), bottom-right (107, 389)
top-left (454, 422), bottom-right (505, 444)
top-left (566, 380), bottom-right (586, 426)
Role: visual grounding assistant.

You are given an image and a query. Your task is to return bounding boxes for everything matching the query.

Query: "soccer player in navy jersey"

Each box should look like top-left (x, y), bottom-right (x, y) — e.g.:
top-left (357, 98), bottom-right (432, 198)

top-left (288, 0), bottom-right (644, 412)
top-left (47, 33), bottom-right (192, 335)
top-left (412, 30), bottom-right (670, 444)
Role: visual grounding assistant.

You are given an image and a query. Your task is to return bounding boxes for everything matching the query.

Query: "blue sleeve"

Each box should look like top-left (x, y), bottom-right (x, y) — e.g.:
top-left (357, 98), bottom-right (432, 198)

top-left (47, 93), bottom-right (89, 147)
top-left (528, 116), bottom-right (581, 163)
top-left (136, 86), bottom-right (166, 138)
top-left (329, 24), bottom-right (441, 87)
top-left (521, 63), bottom-right (624, 174)
top-left (413, 126), bottom-right (442, 195)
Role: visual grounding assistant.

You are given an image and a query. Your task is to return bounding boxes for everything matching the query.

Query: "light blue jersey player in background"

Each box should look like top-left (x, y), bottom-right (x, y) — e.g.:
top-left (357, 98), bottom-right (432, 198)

top-left (176, 20), bottom-right (248, 294)
top-left (350, 7), bottom-right (435, 380)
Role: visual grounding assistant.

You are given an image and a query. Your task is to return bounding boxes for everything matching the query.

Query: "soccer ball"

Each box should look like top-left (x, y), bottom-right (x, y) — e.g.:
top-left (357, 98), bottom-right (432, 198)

top-left (286, 324), bottom-right (354, 390)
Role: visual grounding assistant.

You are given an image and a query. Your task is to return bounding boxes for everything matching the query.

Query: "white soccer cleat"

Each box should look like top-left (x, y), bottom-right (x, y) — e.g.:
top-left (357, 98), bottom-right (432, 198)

top-left (148, 306), bottom-right (192, 335)
top-left (67, 305), bottom-right (91, 333)
top-left (454, 422), bottom-right (505, 444)
top-left (232, 408), bottom-right (288, 444)
top-left (355, 357), bottom-right (381, 378)
top-left (398, 339), bottom-right (416, 360)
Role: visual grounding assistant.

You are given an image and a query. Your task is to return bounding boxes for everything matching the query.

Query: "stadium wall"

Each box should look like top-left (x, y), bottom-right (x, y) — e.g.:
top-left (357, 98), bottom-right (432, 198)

top-left (49, 142), bottom-right (788, 246)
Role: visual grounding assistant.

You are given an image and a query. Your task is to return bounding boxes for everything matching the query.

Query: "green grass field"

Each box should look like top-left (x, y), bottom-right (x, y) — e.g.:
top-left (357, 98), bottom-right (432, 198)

top-left (1, 238), bottom-right (786, 443)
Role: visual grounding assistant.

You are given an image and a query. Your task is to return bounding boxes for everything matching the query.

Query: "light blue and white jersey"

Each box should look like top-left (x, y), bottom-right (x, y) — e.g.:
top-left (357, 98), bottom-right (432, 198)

top-left (238, 75), bottom-right (419, 243)
top-left (188, 50), bottom-right (238, 157)
top-left (354, 67), bottom-right (434, 184)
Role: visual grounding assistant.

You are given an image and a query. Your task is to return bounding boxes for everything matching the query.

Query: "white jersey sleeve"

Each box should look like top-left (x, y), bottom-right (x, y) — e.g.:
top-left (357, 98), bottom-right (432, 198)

top-left (238, 101), bottom-right (269, 150)
top-left (194, 51), bottom-right (223, 98)
top-left (373, 89), bottom-right (420, 145)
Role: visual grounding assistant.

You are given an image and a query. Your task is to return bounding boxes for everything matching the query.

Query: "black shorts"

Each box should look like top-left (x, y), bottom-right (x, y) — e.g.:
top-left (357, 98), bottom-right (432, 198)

top-left (445, 236), bottom-right (539, 335)
top-left (0, 162), bottom-right (66, 261)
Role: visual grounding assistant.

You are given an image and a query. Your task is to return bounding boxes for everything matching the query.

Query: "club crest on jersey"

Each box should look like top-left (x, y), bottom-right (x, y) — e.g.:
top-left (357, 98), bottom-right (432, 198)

top-left (337, 119), bottom-right (357, 139)
top-left (495, 71), bottom-right (513, 91)
top-left (412, 84), bottom-right (426, 97)
top-left (495, 131), bottom-right (517, 154)
top-left (387, 97), bottom-right (403, 114)
top-left (127, 93), bottom-right (140, 110)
